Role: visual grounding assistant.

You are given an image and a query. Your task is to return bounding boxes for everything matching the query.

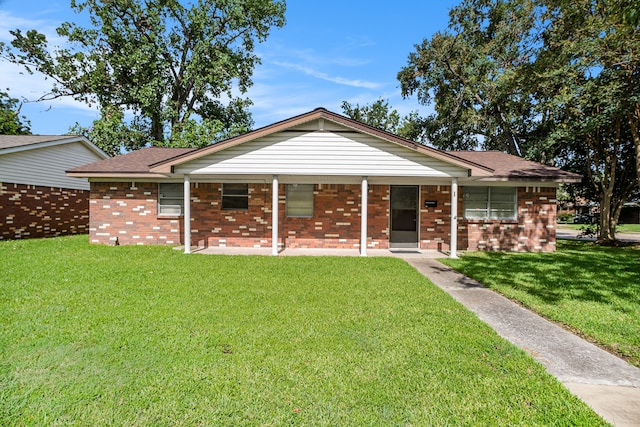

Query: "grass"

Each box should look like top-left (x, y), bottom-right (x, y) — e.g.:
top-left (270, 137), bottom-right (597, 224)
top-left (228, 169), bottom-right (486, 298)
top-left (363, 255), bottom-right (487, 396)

top-left (558, 223), bottom-right (640, 233)
top-left (442, 240), bottom-right (640, 368)
top-left (1, 236), bottom-right (606, 426)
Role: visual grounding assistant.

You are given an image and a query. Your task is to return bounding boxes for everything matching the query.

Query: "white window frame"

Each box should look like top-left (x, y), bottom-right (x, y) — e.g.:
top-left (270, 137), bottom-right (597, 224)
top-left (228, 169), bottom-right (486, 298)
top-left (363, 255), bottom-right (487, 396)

top-left (221, 183), bottom-right (249, 210)
top-left (158, 183), bottom-right (184, 216)
top-left (286, 184), bottom-right (314, 218)
top-left (463, 186), bottom-right (517, 220)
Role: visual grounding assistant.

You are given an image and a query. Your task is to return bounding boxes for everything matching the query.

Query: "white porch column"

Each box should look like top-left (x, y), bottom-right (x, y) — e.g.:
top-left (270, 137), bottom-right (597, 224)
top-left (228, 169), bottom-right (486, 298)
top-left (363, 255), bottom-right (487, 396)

top-left (183, 174), bottom-right (191, 254)
top-left (271, 175), bottom-right (279, 256)
top-left (360, 176), bottom-right (368, 256)
top-left (450, 178), bottom-right (458, 259)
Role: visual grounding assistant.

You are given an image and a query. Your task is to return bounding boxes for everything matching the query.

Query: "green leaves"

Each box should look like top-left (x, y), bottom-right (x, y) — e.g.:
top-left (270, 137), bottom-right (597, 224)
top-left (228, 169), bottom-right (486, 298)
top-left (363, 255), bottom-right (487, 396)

top-left (3, 0), bottom-right (286, 151)
top-left (0, 90), bottom-right (31, 135)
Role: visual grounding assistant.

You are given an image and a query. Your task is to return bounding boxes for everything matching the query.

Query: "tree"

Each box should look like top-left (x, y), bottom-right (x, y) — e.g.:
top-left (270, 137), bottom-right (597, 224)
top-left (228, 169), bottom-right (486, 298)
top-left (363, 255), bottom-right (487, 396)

top-left (398, 0), bottom-right (639, 243)
top-left (340, 99), bottom-right (426, 142)
top-left (398, 0), bottom-right (547, 158)
top-left (0, 0), bottom-right (285, 153)
top-left (0, 89), bottom-right (31, 135)
top-left (536, 0), bottom-right (640, 242)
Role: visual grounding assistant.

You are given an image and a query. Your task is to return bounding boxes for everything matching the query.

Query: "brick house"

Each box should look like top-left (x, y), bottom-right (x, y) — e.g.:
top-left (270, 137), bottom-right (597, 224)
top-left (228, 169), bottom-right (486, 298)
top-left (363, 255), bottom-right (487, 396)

top-left (68, 108), bottom-right (581, 257)
top-left (1, 135), bottom-right (109, 240)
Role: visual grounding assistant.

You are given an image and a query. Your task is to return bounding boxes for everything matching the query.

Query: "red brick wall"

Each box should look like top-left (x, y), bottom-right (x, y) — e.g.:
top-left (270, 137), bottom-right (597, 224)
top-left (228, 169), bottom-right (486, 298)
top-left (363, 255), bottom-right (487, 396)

top-left (90, 182), bottom-right (182, 245)
top-left (0, 182), bottom-right (89, 240)
top-left (419, 185), bottom-right (557, 252)
top-left (89, 181), bottom-right (557, 252)
top-left (196, 183), bottom-right (388, 249)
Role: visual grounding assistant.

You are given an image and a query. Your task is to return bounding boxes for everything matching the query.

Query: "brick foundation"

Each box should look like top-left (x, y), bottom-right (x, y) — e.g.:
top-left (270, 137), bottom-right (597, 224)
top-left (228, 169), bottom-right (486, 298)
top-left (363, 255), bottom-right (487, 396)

top-left (89, 182), bottom-right (557, 252)
top-left (0, 182), bottom-right (89, 240)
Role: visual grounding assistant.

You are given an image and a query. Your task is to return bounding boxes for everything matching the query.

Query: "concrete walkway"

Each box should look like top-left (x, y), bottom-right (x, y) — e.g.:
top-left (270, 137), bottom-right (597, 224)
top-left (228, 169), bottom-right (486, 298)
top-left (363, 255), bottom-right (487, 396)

top-left (404, 257), bottom-right (640, 427)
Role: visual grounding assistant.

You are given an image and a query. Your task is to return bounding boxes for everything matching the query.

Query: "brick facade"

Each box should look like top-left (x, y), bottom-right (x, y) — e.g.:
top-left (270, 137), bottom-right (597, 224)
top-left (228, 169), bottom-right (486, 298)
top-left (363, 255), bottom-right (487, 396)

top-left (0, 182), bottom-right (89, 240)
top-left (419, 185), bottom-right (557, 252)
top-left (89, 181), bottom-right (557, 252)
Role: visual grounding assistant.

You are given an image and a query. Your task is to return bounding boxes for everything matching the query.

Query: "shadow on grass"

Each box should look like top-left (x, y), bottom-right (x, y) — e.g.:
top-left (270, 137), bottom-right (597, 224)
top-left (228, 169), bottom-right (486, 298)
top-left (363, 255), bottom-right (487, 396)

top-left (445, 241), bottom-right (640, 306)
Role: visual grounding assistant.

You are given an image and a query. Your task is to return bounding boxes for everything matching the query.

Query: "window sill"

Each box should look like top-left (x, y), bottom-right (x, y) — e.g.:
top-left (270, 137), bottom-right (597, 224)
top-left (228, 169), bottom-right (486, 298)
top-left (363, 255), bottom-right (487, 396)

top-left (158, 214), bottom-right (183, 219)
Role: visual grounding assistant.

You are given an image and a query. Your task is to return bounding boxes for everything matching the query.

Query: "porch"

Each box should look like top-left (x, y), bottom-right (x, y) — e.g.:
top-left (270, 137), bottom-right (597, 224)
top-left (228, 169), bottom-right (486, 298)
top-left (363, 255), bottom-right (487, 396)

top-left (186, 246), bottom-right (448, 258)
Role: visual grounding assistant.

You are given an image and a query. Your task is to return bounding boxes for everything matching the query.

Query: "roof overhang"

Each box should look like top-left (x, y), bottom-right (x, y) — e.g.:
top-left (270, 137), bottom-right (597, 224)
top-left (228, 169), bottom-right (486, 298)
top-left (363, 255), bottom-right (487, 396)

top-left (0, 135), bottom-right (109, 159)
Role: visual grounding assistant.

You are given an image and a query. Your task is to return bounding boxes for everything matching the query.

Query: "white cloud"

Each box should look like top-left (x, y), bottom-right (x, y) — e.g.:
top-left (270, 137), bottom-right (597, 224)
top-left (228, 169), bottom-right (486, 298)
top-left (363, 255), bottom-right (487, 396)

top-left (272, 61), bottom-right (382, 89)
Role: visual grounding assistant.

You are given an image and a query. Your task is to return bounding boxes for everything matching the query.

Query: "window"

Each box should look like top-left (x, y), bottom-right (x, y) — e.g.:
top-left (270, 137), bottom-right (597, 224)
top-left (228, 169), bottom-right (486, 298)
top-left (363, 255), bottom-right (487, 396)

top-left (158, 183), bottom-right (184, 216)
top-left (222, 183), bottom-right (249, 210)
top-left (463, 186), bottom-right (517, 220)
top-left (286, 184), bottom-right (314, 217)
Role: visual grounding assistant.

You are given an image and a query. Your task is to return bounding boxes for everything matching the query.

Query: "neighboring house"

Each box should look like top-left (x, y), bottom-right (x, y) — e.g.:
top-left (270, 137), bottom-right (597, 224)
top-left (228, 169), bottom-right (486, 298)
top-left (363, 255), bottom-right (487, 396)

top-left (68, 108), bottom-right (580, 257)
top-left (1, 135), bottom-right (109, 240)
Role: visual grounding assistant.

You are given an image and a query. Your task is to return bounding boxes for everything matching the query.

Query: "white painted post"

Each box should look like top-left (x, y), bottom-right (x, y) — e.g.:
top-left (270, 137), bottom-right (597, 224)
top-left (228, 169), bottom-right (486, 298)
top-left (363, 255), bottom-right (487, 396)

top-left (361, 176), bottom-right (368, 256)
top-left (183, 175), bottom-right (191, 254)
top-left (272, 175), bottom-right (279, 256)
top-left (450, 178), bottom-right (458, 259)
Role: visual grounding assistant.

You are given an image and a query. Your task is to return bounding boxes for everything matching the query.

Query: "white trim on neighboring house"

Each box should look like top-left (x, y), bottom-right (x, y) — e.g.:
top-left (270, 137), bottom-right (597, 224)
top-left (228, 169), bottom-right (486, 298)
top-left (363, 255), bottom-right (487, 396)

top-left (0, 135), bottom-right (109, 190)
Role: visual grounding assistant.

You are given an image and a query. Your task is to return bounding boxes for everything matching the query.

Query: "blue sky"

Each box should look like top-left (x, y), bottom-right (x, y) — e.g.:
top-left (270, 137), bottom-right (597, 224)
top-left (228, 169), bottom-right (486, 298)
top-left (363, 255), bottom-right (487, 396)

top-left (1, 0), bottom-right (457, 135)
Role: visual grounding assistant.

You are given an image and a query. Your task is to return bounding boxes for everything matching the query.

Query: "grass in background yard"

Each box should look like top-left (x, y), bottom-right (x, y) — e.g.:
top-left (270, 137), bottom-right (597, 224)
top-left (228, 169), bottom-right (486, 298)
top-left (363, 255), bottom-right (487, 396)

top-left (558, 223), bottom-right (640, 233)
top-left (442, 240), bottom-right (640, 367)
top-left (1, 236), bottom-right (606, 425)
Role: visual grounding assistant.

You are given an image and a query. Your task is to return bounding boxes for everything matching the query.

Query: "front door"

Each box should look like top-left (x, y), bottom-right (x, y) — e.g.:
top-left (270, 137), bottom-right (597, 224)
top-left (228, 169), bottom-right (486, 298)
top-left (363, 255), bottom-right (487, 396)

top-left (390, 185), bottom-right (419, 248)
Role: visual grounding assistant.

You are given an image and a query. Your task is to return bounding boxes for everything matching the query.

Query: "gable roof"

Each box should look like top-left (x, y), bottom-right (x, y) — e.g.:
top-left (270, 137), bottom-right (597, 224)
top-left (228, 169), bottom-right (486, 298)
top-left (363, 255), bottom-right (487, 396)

top-left (0, 135), bottom-right (109, 159)
top-left (450, 151), bottom-right (582, 182)
top-left (66, 108), bottom-right (581, 183)
top-left (147, 108), bottom-right (493, 176)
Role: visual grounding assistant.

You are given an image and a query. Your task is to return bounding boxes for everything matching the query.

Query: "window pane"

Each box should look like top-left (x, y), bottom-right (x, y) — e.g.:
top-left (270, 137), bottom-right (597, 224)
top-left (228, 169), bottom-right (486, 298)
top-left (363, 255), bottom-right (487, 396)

top-left (222, 183), bottom-right (249, 210)
top-left (223, 183), bottom-right (249, 196)
top-left (287, 184), bottom-right (313, 217)
top-left (463, 186), bottom-right (516, 220)
top-left (158, 183), bottom-right (183, 216)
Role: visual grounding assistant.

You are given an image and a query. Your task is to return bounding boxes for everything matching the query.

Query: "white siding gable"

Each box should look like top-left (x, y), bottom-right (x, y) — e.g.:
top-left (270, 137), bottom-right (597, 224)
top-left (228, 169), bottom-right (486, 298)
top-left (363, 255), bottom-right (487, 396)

top-left (0, 142), bottom-right (103, 190)
top-left (176, 130), bottom-right (469, 178)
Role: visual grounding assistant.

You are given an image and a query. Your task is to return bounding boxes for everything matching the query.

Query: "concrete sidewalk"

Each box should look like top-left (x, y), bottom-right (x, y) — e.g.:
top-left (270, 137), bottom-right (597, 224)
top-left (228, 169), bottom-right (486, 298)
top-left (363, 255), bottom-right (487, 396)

top-left (556, 228), bottom-right (640, 243)
top-left (404, 258), bottom-right (640, 427)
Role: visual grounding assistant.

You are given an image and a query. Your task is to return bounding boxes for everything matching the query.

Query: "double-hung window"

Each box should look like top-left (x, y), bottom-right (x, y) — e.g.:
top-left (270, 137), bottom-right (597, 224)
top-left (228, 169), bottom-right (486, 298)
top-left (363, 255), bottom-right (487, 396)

top-left (286, 184), bottom-right (314, 217)
top-left (158, 183), bottom-right (184, 216)
top-left (222, 183), bottom-right (249, 210)
top-left (463, 186), bottom-right (517, 220)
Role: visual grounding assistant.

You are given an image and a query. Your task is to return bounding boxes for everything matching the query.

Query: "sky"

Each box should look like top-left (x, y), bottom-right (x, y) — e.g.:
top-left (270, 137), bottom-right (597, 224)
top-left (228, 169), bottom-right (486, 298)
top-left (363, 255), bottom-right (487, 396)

top-left (0, 0), bottom-right (458, 135)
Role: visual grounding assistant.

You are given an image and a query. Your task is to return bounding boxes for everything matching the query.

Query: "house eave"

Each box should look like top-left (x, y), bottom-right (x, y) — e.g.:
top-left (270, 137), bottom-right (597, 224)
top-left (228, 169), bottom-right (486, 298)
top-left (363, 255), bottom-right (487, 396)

top-left (148, 108), bottom-right (494, 177)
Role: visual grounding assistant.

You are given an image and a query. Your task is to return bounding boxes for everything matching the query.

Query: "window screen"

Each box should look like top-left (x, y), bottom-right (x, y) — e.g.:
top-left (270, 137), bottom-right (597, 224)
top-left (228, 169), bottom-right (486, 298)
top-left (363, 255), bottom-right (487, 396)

top-left (158, 183), bottom-right (184, 216)
top-left (222, 183), bottom-right (249, 210)
top-left (286, 184), bottom-right (314, 217)
top-left (463, 186), bottom-right (516, 220)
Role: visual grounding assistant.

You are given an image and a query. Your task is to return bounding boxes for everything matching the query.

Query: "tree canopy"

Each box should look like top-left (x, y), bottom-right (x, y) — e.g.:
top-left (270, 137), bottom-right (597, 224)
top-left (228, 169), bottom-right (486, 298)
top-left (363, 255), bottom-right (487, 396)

top-left (0, 0), bottom-right (286, 155)
top-left (0, 90), bottom-right (31, 135)
top-left (340, 99), bottom-right (425, 142)
top-left (398, 0), bottom-right (639, 242)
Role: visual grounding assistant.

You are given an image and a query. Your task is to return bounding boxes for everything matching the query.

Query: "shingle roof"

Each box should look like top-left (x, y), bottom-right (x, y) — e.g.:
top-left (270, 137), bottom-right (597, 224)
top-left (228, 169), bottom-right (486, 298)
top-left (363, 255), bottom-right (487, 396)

top-left (65, 109), bottom-right (581, 183)
top-left (67, 147), bottom-right (196, 173)
top-left (0, 135), bottom-right (82, 150)
top-left (449, 151), bottom-right (582, 182)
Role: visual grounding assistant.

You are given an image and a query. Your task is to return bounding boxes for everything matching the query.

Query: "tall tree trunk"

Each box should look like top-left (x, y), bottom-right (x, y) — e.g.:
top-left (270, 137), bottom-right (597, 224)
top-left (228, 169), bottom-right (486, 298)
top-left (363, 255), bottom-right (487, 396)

top-left (628, 111), bottom-right (640, 188)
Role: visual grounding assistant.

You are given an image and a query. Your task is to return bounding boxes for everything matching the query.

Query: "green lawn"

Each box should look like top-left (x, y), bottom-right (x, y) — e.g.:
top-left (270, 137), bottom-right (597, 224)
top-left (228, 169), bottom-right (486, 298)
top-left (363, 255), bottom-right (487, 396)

top-left (1, 236), bottom-right (606, 426)
top-left (442, 240), bottom-right (640, 368)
